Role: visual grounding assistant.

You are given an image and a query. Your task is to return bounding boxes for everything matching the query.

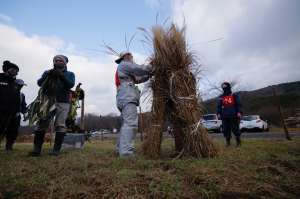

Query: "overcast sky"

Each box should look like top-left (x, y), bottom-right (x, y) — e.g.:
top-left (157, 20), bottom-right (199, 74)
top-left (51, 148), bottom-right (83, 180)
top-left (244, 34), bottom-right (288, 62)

top-left (0, 0), bottom-right (299, 125)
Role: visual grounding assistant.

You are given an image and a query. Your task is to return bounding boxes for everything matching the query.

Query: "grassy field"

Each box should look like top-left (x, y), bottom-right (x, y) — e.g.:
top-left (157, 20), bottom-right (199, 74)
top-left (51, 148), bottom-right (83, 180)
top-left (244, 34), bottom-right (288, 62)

top-left (1, 137), bottom-right (300, 198)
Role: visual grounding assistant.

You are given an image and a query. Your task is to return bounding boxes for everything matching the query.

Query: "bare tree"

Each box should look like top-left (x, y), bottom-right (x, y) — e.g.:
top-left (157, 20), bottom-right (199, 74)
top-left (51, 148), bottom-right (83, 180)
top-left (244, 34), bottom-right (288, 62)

top-left (206, 74), bottom-right (254, 99)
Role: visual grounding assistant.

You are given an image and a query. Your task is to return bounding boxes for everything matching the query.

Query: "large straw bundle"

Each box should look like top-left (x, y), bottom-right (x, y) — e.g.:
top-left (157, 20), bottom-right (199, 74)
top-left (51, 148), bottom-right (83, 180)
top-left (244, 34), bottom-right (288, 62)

top-left (139, 21), bottom-right (220, 158)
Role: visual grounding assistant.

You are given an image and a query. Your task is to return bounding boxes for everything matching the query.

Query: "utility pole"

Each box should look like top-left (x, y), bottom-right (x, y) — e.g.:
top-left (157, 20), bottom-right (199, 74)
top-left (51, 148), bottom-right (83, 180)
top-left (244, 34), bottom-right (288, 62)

top-left (100, 115), bottom-right (103, 141)
top-left (273, 88), bottom-right (291, 140)
top-left (140, 106), bottom-right (143, 141)
top-left (81, 98), bottom-right (85, 130)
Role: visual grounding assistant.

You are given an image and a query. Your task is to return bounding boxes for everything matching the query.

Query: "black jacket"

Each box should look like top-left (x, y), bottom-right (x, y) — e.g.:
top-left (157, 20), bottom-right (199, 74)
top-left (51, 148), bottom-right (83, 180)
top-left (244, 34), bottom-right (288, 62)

top-left (0, 73), bottom-right (20, 113)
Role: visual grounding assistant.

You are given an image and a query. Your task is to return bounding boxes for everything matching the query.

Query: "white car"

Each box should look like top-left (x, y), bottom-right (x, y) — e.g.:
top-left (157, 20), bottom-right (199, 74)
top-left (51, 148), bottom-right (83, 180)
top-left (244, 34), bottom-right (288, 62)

top-left (240, 115), bottom-right (269, 132)
top-left (202, 114), bottom-right (222, 133)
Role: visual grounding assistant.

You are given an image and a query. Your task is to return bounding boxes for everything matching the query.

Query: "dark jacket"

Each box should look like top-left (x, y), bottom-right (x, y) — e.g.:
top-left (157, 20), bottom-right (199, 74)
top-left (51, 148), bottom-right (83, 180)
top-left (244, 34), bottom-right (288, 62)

top-left (217, 87), bottom-right (243, 118)
top-left (0, 73), bottom-right (20, 113)
top-left (37, 68), bottom-right (75, 103)
top-left (20, 92), bottom-right (27, 113)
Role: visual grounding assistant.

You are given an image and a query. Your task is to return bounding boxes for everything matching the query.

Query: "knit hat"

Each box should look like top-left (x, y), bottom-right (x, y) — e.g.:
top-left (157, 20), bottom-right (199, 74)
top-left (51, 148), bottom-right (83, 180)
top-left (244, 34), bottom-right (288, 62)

top-left (53, 55), bottom-right (68, 67)
top-left (115, 50), bottom-right (131, 64)
top-left (2, 60), bottom-right (19, 72)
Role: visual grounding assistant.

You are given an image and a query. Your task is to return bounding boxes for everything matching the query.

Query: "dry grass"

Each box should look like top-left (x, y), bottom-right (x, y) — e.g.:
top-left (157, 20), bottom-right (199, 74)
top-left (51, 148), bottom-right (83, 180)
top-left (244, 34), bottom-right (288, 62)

top-left (139, 21), bottom-right (220, 158)
top-left (1, 137), bottom-right (300, 198)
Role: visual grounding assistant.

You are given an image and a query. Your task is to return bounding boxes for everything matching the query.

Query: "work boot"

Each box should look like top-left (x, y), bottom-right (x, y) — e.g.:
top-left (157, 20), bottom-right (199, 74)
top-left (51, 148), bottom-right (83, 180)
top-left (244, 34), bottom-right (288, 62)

top-left (28, 130), bottom-right (46, 156)
top-left (226, 138), bottom-right (231, 147)
top-left (236, 136), bottom-right (241, 147)
top-left (5, 139), bottom-right (17, 151)
top-left (49, 132), bottom-right (65, 156)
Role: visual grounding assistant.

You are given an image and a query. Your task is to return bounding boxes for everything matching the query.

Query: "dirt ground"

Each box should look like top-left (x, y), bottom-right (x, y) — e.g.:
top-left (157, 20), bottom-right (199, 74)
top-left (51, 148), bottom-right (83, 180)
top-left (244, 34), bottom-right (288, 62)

top-left (1, 137), bottom-right (300, 198)
top-left (14, 134), bottom-right (52, 143)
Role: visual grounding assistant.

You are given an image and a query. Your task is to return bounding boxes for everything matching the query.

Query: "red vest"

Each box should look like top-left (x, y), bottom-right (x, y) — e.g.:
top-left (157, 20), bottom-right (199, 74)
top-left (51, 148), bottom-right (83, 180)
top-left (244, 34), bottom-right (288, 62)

top-left (115, 69), bottom-right (136, 88)
top-left (222, 94), bottom-right (235, 107)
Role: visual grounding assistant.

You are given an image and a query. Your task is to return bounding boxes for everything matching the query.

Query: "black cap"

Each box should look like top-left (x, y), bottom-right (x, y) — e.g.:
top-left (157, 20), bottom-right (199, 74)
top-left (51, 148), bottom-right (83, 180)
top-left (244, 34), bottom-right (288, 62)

top-left (3, 60), bottom-right (19, 72)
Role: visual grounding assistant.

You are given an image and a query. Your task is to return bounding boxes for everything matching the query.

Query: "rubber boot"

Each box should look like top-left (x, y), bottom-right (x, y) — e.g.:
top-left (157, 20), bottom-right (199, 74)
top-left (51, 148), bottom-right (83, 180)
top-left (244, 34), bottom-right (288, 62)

top-left (28, 130), bottom-right (46, 156)
top-left (236, 136), bottom-right (241, 147)
top-left (226, 138), bottom-right (231, 147)
top-left (49, 132), bottom-right (65, 156)
top-left (5, 139), bottom-right (17, 151)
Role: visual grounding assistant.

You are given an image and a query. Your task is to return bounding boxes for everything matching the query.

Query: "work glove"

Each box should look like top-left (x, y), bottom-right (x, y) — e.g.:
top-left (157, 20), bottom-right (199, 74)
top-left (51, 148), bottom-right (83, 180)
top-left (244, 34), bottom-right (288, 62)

top-left (47, 69), bottom-right (54, 76)
top-left (53, 69), bottom-right (64, 79)
top-left (237, 112), bottom-right (241, 119)
top-left (23, 113), bottom-right (28, 121)
top-left (217, 114), bottom-right (221, 119)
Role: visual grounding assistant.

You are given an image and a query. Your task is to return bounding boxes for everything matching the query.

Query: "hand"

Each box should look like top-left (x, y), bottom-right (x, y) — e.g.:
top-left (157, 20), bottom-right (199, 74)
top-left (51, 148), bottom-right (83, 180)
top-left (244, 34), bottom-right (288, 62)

top-left (237, 112), bottom-right (241, 119)
top-left (53, 69), bottom-right (63, 78)
top-left (15, 112), bottom-right (20, 117)
top-left (217, 114), bottom-right (221, 119)
top-left (150, 69), bottom-right (156, 77)
top-left (47, 69), bottom-right (54, 76)
top-left (76, 87), bottom-right (82, 92)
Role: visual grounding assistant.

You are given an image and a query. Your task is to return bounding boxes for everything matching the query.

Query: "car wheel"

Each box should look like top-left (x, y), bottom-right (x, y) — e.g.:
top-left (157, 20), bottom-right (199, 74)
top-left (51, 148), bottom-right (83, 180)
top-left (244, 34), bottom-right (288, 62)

top-left (266, 127), bottom-right (269, 131)
top-left (219, 126), bottom-right (222, 133)
top-left (261, 125), bottom-right (265, 132)
top-left (241, 129), bottom-right (244, 133)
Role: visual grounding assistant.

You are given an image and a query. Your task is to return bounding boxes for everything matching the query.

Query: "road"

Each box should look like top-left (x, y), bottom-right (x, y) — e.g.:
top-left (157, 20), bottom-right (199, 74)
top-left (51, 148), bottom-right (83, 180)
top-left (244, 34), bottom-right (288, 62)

top-left (92, 132), bottom-right (300, 139)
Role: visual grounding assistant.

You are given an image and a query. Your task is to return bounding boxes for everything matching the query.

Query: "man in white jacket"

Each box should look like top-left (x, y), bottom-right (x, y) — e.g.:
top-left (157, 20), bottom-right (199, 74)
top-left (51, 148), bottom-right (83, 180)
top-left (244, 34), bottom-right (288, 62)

top-left (115, 50), bottom-right (153, 157)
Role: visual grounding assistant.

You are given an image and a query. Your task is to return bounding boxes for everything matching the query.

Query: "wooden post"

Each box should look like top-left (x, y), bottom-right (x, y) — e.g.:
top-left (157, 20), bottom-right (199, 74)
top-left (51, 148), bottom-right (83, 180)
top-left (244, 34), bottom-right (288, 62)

top-left (81, 98), bottom-right (85, 129)
top-left (140, 106), bottom-right (143, 141)
top-left (50, 118), bottom-right (54, 146)
top-left (100, 115), bottom-right (103, 141)
top-left (273, 88), bottom-right (291, 140)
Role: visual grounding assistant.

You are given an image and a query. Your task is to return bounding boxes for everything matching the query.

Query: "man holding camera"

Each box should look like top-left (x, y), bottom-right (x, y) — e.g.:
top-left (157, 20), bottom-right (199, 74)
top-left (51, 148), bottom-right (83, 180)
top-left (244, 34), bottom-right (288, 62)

top-left (28, 55), bottom-right (75, 156)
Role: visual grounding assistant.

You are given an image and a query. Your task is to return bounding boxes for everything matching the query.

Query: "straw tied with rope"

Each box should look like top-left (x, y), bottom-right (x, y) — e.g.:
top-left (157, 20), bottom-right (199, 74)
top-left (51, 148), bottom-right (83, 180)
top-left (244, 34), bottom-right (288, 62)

top-left (103, 21), bottom-right (220, 158)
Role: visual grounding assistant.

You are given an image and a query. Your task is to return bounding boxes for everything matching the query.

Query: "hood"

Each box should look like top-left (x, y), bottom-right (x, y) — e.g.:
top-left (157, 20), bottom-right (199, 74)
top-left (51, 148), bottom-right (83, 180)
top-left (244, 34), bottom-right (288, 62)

top-left (222, 86), bottom-right (232, 95)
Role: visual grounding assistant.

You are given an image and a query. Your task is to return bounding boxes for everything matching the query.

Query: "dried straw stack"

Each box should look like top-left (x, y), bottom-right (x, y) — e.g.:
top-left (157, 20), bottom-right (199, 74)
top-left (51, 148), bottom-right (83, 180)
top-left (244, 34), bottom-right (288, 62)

top-left (139, 21), bottom-right (220, 158)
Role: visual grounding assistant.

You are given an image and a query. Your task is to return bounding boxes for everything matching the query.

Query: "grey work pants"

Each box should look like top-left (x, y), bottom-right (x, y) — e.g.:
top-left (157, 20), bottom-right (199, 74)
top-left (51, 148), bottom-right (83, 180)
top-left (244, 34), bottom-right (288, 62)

top-left (35, 103), bottom-right (69, 132)
top-left (116, 103), bottom-right (138, 157)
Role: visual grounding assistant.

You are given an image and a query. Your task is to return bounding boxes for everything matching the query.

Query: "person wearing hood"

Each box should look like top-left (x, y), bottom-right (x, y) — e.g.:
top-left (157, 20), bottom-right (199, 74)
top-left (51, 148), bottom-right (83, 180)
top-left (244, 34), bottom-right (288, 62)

top-left (217, 82), bottom-right (243, 147)
top-left (0, 61), bottom-right (21, 151)
top-left (15, 79), bottom-right (28, 121)
top-left (28, 55), bottom-right (75, 156)
top-left (115, 50), bottom-right (153, 157)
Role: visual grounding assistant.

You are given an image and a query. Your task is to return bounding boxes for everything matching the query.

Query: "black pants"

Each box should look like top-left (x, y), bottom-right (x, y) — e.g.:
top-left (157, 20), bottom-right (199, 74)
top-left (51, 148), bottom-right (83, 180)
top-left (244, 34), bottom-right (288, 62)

top-left (5, 115), bottom-right (21, 141)
top-left (222, 118), bottom-right (241, 139)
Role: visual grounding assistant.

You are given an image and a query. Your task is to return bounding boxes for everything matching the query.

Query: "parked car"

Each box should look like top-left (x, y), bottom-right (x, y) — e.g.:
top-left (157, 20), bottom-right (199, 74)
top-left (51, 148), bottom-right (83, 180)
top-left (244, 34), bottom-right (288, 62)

top-left (202, 114), bottom-right (222, 133)
top-left (89, 130), bottom-right (97, 135)
top-left (90, 129), bottom-right (110, 135)
top-left (240, 115), bottom-right (269, 132)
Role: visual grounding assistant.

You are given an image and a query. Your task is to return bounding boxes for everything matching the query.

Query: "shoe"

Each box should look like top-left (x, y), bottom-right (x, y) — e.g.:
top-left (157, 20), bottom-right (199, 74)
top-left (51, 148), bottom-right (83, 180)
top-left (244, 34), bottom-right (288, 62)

top-left (226, 138), bottom-right (231, 147)
top-left (49, 132), bottom-right (65, 156)
top-left (236, 136), bottom-right (241, 147)
top-left (5, 139), bottom-right (17, 151)
top-left (28, 130), bottom-right (46, 156)
top-left (121, 153), bottom-right (141, 158)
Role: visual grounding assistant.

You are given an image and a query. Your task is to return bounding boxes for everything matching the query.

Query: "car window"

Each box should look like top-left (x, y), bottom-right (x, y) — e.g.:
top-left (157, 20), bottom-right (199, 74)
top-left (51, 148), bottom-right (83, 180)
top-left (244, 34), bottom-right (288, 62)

top-left (202, 115), bottom-right (216, 120)
top-left (241, 116), bottom-right (257, 121)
